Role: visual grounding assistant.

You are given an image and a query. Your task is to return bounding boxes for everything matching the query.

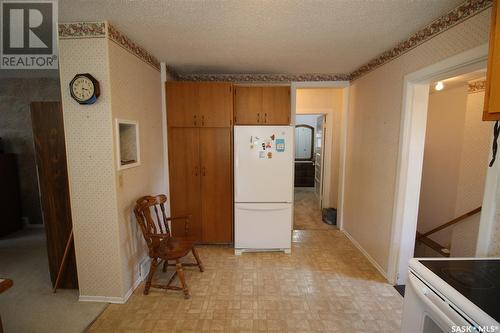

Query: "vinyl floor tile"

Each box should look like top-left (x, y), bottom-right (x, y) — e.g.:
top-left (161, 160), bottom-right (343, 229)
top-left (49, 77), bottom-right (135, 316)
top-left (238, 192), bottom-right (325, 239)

top-left (87, 228), bottom-right (402, 332)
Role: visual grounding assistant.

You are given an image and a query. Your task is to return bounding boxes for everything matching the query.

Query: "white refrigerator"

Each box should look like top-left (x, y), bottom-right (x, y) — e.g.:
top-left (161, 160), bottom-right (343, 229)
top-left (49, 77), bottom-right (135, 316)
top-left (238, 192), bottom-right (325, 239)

top-left (234, 125), bottom-right (294, 254)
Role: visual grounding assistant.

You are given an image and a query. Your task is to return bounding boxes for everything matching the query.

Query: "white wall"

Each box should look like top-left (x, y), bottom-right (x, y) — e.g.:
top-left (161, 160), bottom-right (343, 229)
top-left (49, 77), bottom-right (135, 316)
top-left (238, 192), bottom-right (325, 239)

top-left (417, 84), bottom-right (490, 252)
top-left (417, 85), bottom-right (468, 246)
top-left (344, 9), bottom-right (491, 275)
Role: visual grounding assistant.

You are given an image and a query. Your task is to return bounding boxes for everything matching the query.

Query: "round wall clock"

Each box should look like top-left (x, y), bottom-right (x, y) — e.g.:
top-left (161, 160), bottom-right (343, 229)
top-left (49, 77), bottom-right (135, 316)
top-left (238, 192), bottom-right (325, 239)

top-left (69, 73), bottom-right (100, 105)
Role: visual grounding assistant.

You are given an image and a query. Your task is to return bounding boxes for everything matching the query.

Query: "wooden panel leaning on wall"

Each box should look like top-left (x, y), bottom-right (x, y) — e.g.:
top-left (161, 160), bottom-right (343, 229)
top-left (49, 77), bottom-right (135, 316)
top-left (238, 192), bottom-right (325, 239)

top-left (166, 82), bottom-right (233, 244)
top-left (31, 102), bottom-right (78, 289)
top-left (483, 0), bottom-right (500, 120)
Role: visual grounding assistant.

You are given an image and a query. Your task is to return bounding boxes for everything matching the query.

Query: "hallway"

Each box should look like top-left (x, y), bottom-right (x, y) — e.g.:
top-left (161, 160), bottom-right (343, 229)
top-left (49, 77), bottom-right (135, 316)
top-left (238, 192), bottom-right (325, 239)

top-left (293, 188), bottom-right (337, 230)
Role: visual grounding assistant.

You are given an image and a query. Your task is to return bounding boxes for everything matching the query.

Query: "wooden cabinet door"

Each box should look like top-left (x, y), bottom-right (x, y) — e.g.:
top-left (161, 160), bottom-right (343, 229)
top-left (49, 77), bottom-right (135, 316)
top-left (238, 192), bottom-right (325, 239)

top-left (484, 0), bottom-right (500, 120)
top-left (166, 82), bottom-right (199, 127)
top-left (198, 82), bottom-right (233, 127)
top-left (199, 128), bottom-right (233, 243)
top-left (262, 86), bottom-right (291, 125)
top-left (234, 86), bottom-right (263, 124)
top-left (168, 128), bottom-right (202, 241)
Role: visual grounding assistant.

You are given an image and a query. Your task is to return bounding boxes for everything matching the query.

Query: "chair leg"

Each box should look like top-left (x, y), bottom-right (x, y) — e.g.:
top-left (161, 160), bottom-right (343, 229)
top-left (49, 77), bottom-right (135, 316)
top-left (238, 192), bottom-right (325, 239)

top-left (175, 260), bottom-right (190, 299)
top-left (162, 260), bottom-right (168, 272)
top-left (144, 258), bottom-right (158, 295)
top-left (192, 247), bottom-right (204, 272)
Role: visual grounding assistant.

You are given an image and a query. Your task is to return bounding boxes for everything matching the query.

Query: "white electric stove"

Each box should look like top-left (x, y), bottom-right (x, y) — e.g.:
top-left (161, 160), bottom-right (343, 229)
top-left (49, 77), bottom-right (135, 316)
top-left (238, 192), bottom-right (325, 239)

top-left (401, 258), bottom-right (500, 333)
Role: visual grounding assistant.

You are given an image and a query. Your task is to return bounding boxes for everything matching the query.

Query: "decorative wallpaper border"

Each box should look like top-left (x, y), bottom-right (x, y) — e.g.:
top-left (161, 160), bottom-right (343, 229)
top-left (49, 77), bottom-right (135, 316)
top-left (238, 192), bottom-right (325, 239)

top-left (58, 22), bottom-right (106, 39)
top-left (58, 21), bottom-right (160, 71)
top-left (350, 0), bottom-right (492, 81)
top-left (176, 73), bottom-right (350, 83)
top-left (107, 23), bottom-right (160, 71)
top-left (468, 80), bottom-right (487, 93)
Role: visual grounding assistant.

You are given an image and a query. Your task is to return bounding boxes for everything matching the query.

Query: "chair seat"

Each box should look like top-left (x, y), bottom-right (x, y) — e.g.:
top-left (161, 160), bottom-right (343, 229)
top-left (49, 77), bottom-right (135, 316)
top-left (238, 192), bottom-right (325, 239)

top-left (153, 237), bottom-right (196, 260)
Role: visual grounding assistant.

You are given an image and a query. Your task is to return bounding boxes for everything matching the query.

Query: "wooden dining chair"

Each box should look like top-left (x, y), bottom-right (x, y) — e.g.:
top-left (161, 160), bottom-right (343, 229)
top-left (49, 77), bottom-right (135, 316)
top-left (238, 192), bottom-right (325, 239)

top-left (0, 278), bottom-right (13, 333)
top-left (134, 195), bottom-right (203, 299)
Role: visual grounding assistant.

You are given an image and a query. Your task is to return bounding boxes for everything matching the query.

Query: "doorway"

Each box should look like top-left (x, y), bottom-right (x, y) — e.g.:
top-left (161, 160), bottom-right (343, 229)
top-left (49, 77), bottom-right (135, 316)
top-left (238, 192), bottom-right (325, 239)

top-left (294, 114), bottom-right (328, 229)
top-left (389, 44), bottom-right (490, 285)
top-left (414, 70), bottom-right (489, 259)
top-left (292, 86), bottom-right (348, 230)
top-left (0, 82), bottom-right (92, 331)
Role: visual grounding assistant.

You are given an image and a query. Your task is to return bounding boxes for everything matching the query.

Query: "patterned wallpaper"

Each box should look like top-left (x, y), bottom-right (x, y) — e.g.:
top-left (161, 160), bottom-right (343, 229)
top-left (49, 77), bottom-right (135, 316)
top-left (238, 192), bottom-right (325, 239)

top-left (343, 9), bottom-right (491, 273)
top-left (58, 36), bottom-right (124, 298)
top-left (177, 73), bottom-right (350, 83)
top-left (58, 21), bottom-right (163, 299)
top-left (59, 21), bottom-right (161, 71)
top-left (108, 40), bottom-right (164, 297)
top-left (468, 80), bottom-right (487, 93)
top-left (350, 0), bottom-right (492, 80)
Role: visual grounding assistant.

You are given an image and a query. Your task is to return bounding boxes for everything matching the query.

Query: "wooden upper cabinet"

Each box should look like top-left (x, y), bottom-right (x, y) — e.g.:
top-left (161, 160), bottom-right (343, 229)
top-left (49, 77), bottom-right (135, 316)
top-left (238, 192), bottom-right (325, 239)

top-left (484, 0), bottom-right (500, 121)
top-left (166, 81), bottom-right (232, 127)
top-left (166, 82), bottom-right (199, 127)
top-left (234, 86), bottom-right (291, 125)
top-left (262, 86), bottom-right (291, 125)
top-left (234, 86), bottom-right (263, 124)
top-left (198, 82), bottom-right (233, 127)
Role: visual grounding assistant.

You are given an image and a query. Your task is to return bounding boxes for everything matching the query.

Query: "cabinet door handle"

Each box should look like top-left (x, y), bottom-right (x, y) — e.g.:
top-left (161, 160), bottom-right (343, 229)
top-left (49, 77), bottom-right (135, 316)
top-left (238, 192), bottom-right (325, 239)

top-left (201, 115), bottom-right (205, 126)
top-left (202, 166), bottom-right (206, 176)
top-left (264, 113), bottom-right (267, 123)
top-left (257, 112), bottom-right (260, 123)
top-left (194, 115), bottom-right (197, 126)
top-left (194, 166), bottom-right (199, 176)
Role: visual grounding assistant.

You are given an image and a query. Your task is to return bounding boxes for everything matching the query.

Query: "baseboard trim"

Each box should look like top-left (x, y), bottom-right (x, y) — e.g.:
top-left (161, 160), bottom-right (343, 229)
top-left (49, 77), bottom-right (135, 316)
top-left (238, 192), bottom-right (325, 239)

top-left (79, 274), bottom-right (143, 304)
top-left (342, 229), bottom-right (388, 280)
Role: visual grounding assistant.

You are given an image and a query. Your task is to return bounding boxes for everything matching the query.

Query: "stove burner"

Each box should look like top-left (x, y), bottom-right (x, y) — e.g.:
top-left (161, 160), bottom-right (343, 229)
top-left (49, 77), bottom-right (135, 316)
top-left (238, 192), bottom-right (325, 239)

top-left (442, 268), bottom-right (494, 289)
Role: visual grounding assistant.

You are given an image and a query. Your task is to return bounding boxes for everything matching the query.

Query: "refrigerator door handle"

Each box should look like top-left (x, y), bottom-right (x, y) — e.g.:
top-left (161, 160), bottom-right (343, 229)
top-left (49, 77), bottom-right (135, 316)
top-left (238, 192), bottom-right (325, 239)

top-left (235, 149), bottom-right (239, 198)
top-left (237, 206), bottom-right (290, 212)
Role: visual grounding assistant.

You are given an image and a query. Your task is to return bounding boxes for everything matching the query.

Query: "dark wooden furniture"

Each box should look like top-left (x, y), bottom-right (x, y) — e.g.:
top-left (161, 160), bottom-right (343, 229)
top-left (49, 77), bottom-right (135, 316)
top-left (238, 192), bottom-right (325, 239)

top-left (484, 0), bottom-right (500, 120)
top-left (0, 278), bottom-right (13, 333)
top-left (295, 162), bottom-right (315, 187)
top-left (234, 86), bottom-right (291, 125)
top-left (166, 82), bottom-right (233, 244)
top-left (0, 154), bottom-right (22, 236)
top-left (31, 102), bottom-right (78, 289)
top-left (134, 195), bottom-right (204, 299)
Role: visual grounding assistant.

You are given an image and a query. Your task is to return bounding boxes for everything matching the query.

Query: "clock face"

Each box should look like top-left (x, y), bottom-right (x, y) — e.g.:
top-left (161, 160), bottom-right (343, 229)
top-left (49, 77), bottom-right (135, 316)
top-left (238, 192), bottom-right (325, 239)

top-left (71, 76), bottom-right (95, 102)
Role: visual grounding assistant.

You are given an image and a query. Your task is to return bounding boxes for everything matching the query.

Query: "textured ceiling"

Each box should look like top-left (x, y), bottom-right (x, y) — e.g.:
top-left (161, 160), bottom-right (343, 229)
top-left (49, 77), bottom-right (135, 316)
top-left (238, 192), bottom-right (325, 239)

top-left (59, 0), bottom-right (464, 75)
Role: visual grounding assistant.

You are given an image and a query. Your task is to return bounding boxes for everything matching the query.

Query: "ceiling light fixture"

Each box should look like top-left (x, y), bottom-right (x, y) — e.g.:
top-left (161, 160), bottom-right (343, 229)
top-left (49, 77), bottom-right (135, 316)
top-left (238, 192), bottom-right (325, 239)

top-left (435, 81), bottom-right (444, 91)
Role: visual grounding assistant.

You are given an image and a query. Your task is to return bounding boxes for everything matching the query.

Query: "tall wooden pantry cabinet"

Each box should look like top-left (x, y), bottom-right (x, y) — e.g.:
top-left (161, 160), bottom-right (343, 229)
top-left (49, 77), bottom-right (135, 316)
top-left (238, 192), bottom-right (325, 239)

top-left (166, 82), bottom-right (233, 243)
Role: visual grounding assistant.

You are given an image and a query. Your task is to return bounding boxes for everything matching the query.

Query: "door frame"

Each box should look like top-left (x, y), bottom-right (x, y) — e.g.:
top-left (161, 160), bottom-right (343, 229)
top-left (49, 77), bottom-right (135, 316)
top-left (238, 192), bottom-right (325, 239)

top-left (291, 81), bottom-right (350, 230)
top-left (388, 44), bottom-right (489, 285)
top-left (294, 115), bottom-right (325, 206)
top-left (317, 114), bottom-right (327, 209)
